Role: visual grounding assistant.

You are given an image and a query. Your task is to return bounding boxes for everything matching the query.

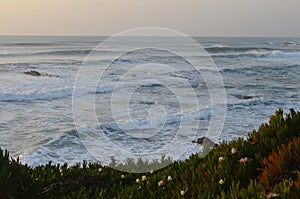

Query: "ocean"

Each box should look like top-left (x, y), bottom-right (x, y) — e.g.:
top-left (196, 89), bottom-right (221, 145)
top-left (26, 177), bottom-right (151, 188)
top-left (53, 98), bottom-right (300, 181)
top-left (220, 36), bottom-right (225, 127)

top-left (1, 36), bottom-right (300, 167)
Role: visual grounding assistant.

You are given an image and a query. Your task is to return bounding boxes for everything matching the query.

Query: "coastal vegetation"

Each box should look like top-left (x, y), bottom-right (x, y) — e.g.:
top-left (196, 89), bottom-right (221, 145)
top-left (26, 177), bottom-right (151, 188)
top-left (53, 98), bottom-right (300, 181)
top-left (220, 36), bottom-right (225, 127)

top-left (1, 109), bottom-right (300, 198)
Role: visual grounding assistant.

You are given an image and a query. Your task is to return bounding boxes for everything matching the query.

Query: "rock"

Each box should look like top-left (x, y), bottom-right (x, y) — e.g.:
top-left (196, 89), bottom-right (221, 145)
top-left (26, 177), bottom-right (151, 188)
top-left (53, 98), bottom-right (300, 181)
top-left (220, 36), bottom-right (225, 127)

top-left (24, 70), bottom-right (41, 76)
top-left (44, 73), bottom-right (60, 78)
top-left (139, 101), bottom-right (155, 105)
top-left (242, 96), bottom-right (253, 100)
top-left (193, 137), bottom-right (205, 144)
top-left (236, 95), bottom-right (254, 100)
top-left (290, 108), bottom-right (296, 115)
top-left (193, 136), bottom-right (219, 148)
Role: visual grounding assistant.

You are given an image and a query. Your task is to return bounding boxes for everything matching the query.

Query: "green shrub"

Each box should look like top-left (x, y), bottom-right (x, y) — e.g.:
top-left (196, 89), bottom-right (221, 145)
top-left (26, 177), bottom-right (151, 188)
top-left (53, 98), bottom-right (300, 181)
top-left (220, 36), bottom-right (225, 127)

top-left (0, 149), bottom-right (37, 198)
top-left (0, 108), bottom-right (299, 198)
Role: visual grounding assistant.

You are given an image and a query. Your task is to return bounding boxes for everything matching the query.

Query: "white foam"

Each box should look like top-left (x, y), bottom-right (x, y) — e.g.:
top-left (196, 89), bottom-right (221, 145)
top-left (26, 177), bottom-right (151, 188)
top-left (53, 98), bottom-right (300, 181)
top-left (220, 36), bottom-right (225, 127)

top-left (210, 49), bottom-right (300, 59)
top-left (207, 44), bottom-right (228, 48)
top-left (199, 107), bottom-right (212, 120)
top-left (95, 86), bottom-right (114, 94)
top-left (212, 50), bottom-right (270, 58)
top-left (267, 50), bottom-right (300, 58)
top-left (0, 73), bottom-right (75, 102)
top-left (0, 88), bottom-right (72, 102)
top-left (165, 115), bottom-right (181, 124)
top-left (18, 130), bottom-right (95, 167)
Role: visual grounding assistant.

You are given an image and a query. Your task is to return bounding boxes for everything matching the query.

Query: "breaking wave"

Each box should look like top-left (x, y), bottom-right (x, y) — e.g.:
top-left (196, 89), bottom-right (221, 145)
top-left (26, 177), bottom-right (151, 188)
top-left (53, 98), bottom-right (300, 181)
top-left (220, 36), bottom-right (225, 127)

top-left (0, 88), bottom-right (72, 102)
top-left (204, 45), bottom-right (300, 58)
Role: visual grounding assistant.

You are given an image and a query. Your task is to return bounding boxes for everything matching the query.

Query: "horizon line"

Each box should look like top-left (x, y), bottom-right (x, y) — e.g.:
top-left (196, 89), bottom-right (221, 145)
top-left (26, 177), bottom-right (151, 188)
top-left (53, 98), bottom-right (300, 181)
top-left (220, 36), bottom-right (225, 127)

top-left (0, 34), bottom-right (299, 39)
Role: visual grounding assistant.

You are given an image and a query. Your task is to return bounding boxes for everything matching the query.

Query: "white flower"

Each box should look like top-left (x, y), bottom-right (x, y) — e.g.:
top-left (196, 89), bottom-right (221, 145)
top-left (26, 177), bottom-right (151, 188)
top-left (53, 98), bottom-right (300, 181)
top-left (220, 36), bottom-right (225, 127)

top-left (136, 178), bottom-right (140, 183)
top-left (231, 148), bottom-right (237, 154)
top-left (180, 190), bottom-right (185, 196)
top-left (98, 168), bottom-right (103, 172)
top-left (150, 170), bottom-right (154, 174)
top-left (219, 156), bottom-right (224, 162)
top-left (121, 174), bottom-right (125, 179)
top-left (267, 192), bottom-right (279, 199)
top-left (142, 175), bottom-right (147, 181)
top-left (219, 179), bottom-right (224, 185)
top-left (167, 176), bottom-right (172, 181)
top-left (180, 189), bottom-right (188, 196)
top-left (239, 157), bottom-right (249, 164)
top-left (158, 180), bottom-right (165, 186)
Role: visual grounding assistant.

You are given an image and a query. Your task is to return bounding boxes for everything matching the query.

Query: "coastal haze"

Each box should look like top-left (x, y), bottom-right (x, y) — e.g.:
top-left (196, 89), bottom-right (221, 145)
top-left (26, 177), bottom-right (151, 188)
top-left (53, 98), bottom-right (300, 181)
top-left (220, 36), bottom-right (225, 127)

top-left (1, 0), bottom-right (300, 37)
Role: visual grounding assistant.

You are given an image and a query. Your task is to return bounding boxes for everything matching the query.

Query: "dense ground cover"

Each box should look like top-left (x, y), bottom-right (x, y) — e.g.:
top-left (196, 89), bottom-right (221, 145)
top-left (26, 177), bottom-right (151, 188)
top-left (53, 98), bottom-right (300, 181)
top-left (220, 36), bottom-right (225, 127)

top-left (1, 109), bottom-right (300, 198)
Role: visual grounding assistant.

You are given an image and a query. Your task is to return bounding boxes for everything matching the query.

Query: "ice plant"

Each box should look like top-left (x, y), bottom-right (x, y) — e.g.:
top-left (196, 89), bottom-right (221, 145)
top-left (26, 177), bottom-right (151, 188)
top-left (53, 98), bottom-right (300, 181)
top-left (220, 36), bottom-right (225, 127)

top-left (231, 148), bottom-right (237, 154)
top-left (0, 109), bottom-right (299, 198)
top-left (158, 180), bottom-right (165, 186)
top-left (142, 175), bottom-right (147, 181)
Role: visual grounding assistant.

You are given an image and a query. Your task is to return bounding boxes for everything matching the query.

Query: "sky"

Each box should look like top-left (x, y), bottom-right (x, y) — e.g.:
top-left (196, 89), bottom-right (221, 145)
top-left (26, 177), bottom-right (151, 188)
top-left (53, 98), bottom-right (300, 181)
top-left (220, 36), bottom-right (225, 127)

top-left (1, 0), bottom-right (300, 37)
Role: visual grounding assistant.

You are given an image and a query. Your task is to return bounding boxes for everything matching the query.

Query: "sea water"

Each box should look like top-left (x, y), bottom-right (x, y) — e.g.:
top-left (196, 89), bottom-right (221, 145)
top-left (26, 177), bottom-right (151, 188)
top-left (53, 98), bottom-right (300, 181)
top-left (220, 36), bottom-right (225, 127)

top-left (0, 36), bottom-right (299, 166)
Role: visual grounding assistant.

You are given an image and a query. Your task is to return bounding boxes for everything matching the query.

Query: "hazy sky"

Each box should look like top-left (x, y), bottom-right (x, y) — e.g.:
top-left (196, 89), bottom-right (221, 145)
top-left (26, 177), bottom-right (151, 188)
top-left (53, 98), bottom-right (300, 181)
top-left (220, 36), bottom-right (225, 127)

top-left (1, 0), bottom-right (300, 37)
